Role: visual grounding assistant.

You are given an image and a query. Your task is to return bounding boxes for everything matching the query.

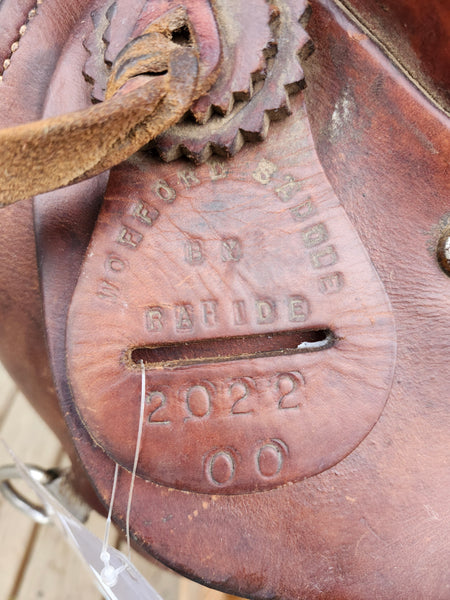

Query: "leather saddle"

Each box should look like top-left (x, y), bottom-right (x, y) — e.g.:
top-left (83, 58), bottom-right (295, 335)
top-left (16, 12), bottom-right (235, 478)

top-left (0, 0), bottom-right (448, 598)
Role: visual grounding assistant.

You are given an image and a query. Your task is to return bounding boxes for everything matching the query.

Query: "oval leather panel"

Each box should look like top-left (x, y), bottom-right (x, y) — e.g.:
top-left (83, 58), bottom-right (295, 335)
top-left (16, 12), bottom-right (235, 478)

top-left (66, 96), bottom-right (396, 494)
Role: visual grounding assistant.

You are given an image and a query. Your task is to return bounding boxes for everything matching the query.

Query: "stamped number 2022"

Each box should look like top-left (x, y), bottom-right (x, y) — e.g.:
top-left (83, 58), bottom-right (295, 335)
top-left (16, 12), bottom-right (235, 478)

top-left (145, 371), bottom-right (306, 425)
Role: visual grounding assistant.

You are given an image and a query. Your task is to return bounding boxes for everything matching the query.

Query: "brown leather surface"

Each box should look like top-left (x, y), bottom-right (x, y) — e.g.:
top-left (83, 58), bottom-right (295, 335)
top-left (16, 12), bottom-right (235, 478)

top-left (0, 0), bottom-right (448, 598)
top-left (62, 3), bottom-right (448, 598)
top-left (66, 117), bottom-right (396, 495)
top-left (337, 0), bottom-right (450, 113)
top-left (59, 8), bottom-right (449, 598)
top-left (0, 0), bottom-right (92, 430)
top-left (0, 0), bottom-right (218, 497)
top-left (0, 0), bottom-right (113, 512)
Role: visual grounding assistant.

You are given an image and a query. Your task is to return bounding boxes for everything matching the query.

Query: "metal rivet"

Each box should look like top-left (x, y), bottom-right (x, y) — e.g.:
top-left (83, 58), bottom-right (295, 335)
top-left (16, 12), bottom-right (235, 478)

top-left (437, 227), bottom-right (450, 276)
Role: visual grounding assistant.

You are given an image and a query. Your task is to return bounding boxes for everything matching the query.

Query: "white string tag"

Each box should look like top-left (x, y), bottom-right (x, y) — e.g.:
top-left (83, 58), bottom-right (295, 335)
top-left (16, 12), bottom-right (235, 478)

top-left (98, 360), bottom-right (148, 588)
top-left (3, 443), bottom-right (163, 600)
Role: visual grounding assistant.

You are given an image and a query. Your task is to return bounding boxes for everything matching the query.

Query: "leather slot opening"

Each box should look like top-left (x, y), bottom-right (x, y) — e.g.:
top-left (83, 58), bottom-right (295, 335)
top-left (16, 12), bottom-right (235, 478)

top-left (130, 328), bottom-right (335, 370)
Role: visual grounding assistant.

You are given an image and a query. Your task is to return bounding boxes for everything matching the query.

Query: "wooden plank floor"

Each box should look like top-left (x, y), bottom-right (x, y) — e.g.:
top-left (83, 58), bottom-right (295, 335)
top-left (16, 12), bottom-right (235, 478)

top-left (0, 363), bottom-right (239, 600)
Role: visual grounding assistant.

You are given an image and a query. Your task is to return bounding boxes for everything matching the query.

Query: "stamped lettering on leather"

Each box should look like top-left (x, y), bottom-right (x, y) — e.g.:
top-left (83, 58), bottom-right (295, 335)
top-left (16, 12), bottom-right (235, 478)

top-left (67, 110), bottom-right (396, 495)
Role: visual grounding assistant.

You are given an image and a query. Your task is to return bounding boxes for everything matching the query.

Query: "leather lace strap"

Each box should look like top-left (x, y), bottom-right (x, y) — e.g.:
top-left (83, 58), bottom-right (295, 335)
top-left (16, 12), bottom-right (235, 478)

top-left (0, 32), bottom-right (199, 206)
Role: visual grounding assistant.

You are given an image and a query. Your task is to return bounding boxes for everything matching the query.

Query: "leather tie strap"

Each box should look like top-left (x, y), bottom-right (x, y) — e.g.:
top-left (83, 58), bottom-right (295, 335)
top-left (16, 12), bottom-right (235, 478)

top-left (0, 31), bottom-right (199, 206)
